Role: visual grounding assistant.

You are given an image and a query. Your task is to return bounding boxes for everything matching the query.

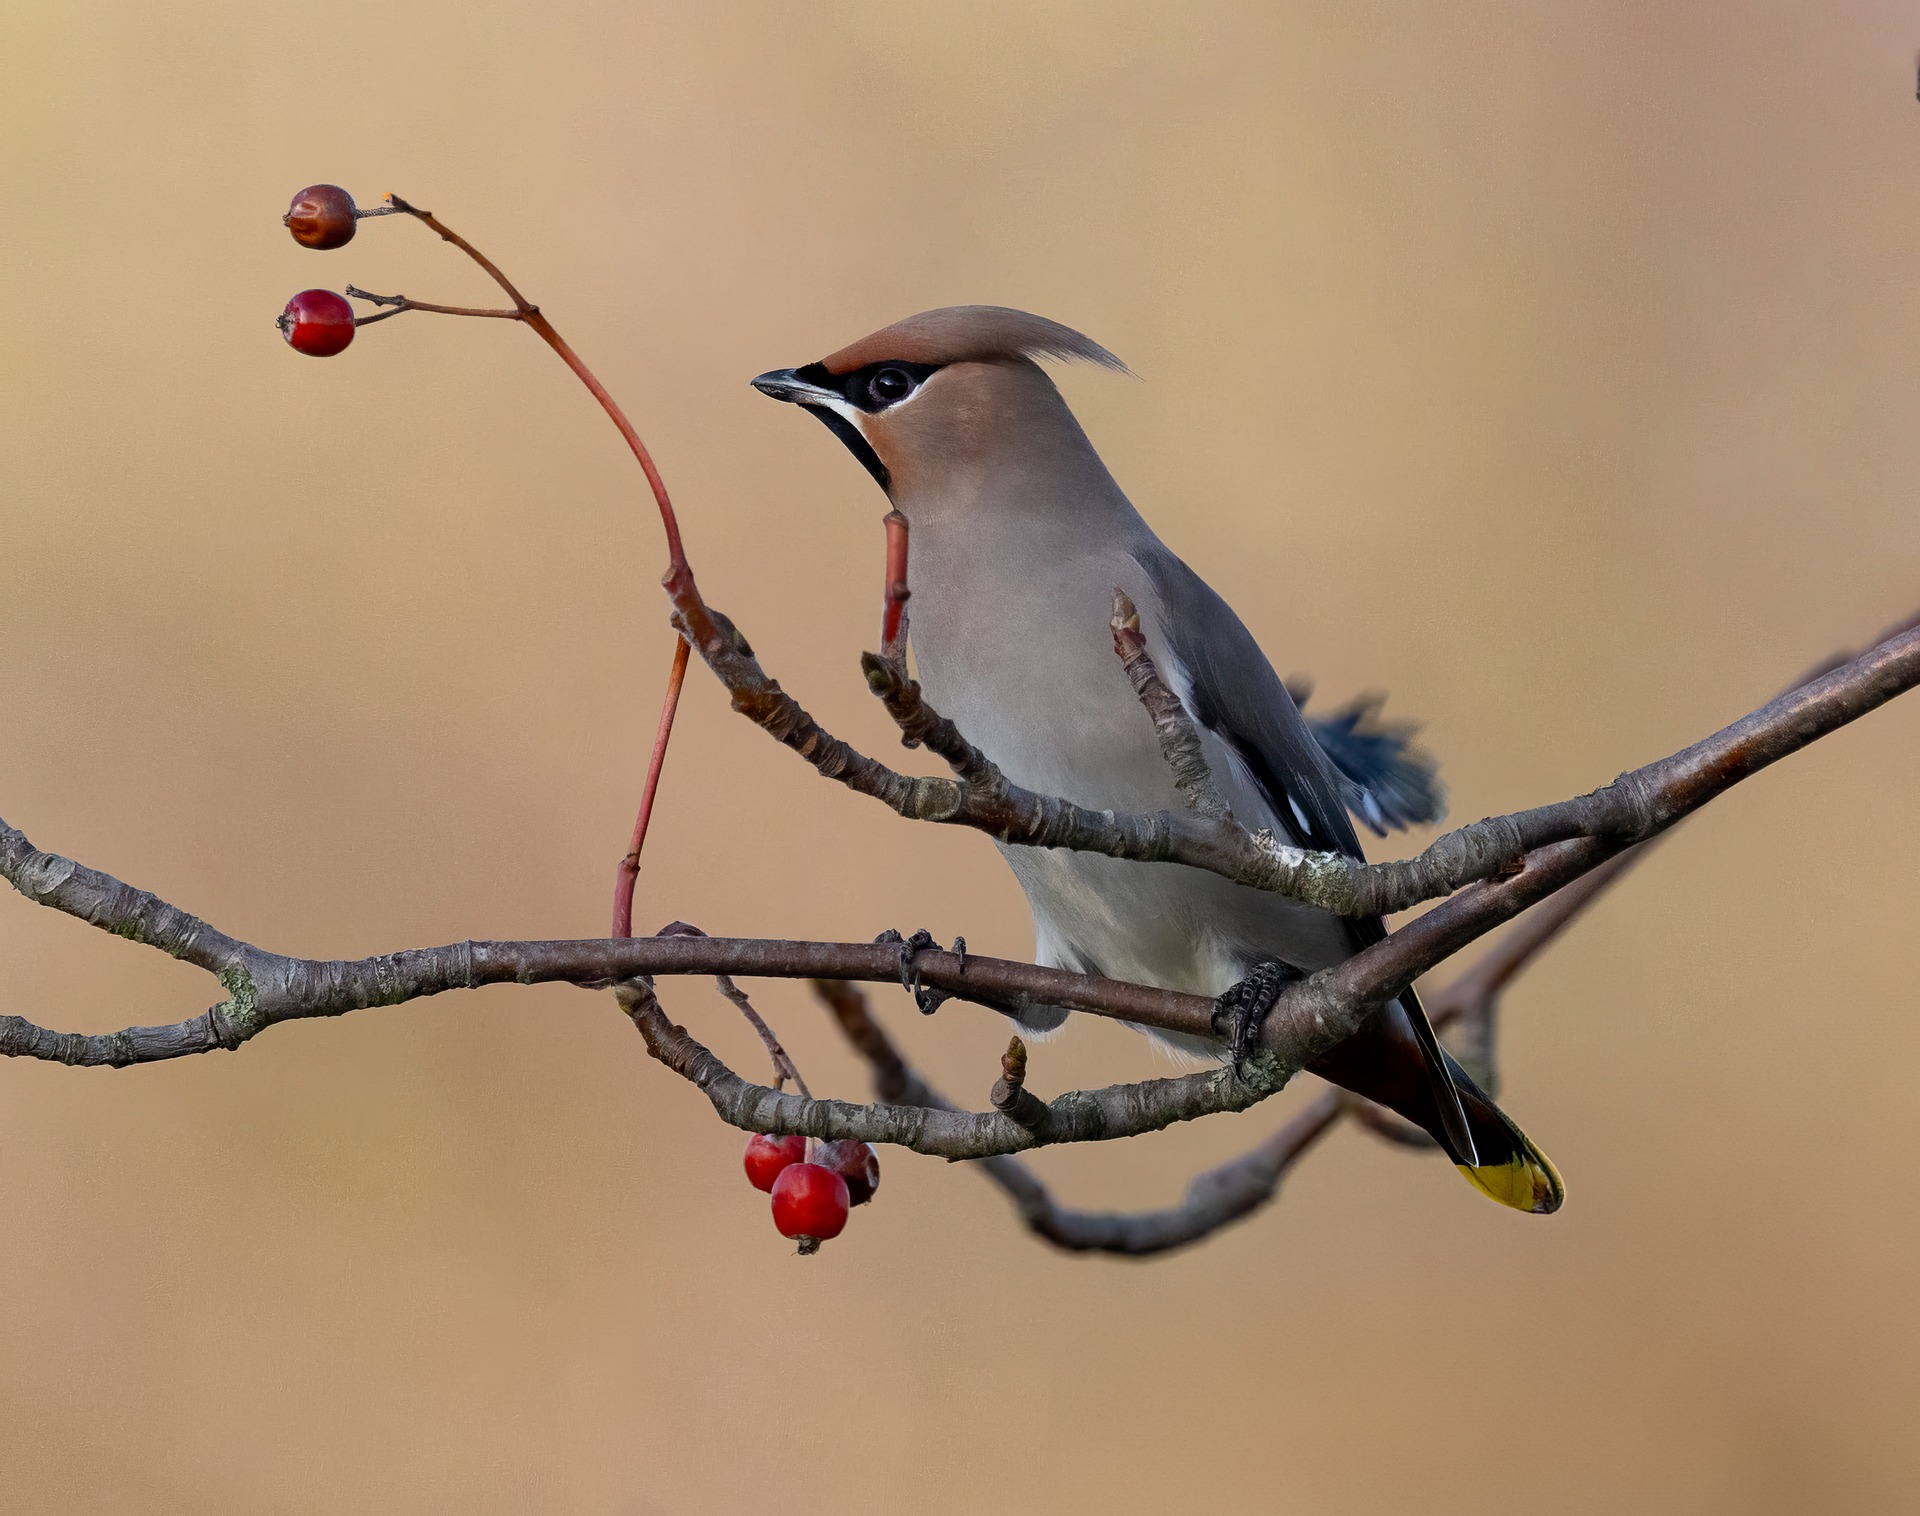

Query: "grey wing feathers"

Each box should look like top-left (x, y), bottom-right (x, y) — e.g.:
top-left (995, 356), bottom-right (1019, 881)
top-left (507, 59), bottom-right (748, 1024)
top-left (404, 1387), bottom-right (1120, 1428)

top-left (1132, 551), bottom-right (1365, 862)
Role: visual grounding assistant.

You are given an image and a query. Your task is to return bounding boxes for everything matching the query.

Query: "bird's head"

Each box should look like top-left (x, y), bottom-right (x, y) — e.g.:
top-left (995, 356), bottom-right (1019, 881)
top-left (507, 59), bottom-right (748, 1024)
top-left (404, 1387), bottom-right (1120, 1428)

top-left (751, 305), bottom-right (1127, 513)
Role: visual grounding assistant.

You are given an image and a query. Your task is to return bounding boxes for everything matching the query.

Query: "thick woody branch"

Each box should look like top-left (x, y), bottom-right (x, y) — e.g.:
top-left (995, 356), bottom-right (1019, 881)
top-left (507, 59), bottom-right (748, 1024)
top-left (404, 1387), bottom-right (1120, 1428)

top-left (813, 978), bottom-right (1344, 1255)
top-left (1408, 604), bottom-right (1920, 1095)
top-left (0, 828), bottom-right (1845, 1079)
top-left (669, 572), bottom-right (1920, 920)
top-left (0, 818), bottom-right (1218, 1065)
top-left (617, 979), bottom-right (1283, 1159)
top-left (0, 821), bottom-right (1281, 1155)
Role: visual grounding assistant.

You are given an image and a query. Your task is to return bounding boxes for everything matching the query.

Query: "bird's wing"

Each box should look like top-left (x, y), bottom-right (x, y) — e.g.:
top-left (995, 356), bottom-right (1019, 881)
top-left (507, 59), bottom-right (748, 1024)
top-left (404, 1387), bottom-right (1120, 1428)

top-left (1131, 550), bottom-right (1365, 861)
top-left (1289, 685), bottom-right (1447, 837)
top-left (1133, 548), bottom-right (1479, 1163)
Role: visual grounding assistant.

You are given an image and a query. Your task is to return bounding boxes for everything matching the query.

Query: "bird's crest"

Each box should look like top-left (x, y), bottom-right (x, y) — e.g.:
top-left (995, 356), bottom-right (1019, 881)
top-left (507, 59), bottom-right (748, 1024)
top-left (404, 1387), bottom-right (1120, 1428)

top-left (820, 305), bottom-right (1129, 376)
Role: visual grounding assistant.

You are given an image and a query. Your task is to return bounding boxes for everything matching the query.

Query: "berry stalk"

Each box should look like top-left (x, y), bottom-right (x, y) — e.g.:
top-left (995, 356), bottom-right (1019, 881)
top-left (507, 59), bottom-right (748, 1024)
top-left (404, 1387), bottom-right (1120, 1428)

top-left (613, 635), bottom-right (690, 937)
top-left (292, 188), bottom-right (701, 924)
top-left (374, 195), bottom-right (697, 926)
top-left (379, 194), bottom-right (693, 593)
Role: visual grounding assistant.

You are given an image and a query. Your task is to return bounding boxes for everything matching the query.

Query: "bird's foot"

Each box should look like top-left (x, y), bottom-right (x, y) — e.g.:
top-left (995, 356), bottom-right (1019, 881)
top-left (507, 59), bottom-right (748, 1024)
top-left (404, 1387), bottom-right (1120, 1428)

top-left (1211, 959), bottom-right (1304, 1071)
top-left (873, 928), bottom-right (959, 1014)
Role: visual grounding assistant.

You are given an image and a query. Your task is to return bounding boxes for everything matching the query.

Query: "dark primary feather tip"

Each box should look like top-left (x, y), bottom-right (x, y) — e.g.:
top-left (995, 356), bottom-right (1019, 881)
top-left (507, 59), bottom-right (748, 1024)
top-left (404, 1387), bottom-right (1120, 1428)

top-left (1302, 691), bottom-right (1447, 834)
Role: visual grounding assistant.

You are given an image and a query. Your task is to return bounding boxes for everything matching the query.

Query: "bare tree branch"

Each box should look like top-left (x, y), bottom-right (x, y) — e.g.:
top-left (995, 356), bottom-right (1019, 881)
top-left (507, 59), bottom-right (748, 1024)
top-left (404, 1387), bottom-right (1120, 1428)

top-left (616, 976), bottom-right (1286, 1159)
top-left (1413, 602), bottom-right (1920, 1097)
top-left (670, 575), bottom-right (1920, 921)
top-left (0, 810), bottom-right (1628, 1080)
top-left (5, 603), bottom-right (1915, 1210)
top-left (812, 977), bottom-right (1345, 1255)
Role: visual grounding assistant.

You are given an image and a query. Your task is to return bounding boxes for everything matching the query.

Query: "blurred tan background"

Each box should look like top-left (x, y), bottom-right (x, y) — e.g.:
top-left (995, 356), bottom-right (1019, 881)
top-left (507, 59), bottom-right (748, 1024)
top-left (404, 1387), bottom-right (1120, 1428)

top-left (3, 1), bottom-right (1919, 1510)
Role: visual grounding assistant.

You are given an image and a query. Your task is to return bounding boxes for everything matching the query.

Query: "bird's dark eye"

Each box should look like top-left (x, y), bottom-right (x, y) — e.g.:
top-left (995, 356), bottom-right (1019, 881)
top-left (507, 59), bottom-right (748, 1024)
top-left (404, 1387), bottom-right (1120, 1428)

top-left (867, 366), bottom-right (914, 406)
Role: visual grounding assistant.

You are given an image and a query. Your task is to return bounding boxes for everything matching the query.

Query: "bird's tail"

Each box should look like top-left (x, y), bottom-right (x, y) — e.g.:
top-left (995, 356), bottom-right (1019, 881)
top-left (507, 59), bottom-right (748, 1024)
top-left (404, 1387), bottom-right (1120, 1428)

top-left (1307, 993), bottom-right (1563, 1215)
top-left (1443, 1061), bottom-right (1563, 1214)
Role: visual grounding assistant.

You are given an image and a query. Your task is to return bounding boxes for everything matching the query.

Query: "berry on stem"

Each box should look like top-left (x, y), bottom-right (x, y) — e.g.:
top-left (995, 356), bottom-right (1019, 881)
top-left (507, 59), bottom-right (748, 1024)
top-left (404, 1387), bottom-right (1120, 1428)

top-left (812, 1139), bottom-right (880, 1206)
top-left (743, 1132), bottom-right (807, 1193)
top-left (284, 184), bottom-right (358, 250)
top-left (770, 1162), bottom-right (850, 1251)
top-left (277, 289), bottom-right (356, 357)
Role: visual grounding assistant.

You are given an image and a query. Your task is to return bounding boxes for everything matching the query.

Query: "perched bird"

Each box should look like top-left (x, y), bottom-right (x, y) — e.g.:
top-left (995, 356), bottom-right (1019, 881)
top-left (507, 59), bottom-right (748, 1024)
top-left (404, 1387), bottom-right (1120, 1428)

top-left (752, 307), bottom-right (1561, 1213)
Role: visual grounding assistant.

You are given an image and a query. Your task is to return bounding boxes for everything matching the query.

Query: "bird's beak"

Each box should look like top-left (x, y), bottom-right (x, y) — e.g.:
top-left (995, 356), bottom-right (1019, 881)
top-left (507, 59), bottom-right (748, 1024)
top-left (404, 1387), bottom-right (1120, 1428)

top-left (751, 367), bottom-right (838, 406)
top-left (752, 364), bottom-right (893, 494)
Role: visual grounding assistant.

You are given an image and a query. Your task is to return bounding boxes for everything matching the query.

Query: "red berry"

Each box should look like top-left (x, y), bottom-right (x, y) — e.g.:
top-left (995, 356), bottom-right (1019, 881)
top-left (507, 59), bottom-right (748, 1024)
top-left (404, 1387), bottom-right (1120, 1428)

top-left (277, 289), bottom-right (356, 357)
top-left (770, 1162), bottom-right (850, 1246)
top-left (284, 184), bottom-right (357, 250)
top-left (812, 1139), bottom-right (880, 1206)
top-left (743, 1133), bottom-right (807, 1192)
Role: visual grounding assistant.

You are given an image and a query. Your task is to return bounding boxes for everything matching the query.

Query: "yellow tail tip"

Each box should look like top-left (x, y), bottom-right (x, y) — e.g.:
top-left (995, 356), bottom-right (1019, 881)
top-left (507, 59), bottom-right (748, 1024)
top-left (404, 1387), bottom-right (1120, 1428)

top-left (1457, 1145), bottom-right (1564, 1214)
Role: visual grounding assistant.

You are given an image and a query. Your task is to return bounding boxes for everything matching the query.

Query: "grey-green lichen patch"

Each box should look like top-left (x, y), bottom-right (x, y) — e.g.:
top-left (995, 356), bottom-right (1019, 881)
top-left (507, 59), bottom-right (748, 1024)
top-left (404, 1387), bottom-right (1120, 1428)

top-left (213, 962), bottom-right (266, 1044)
top-left (1246, 827), bottom-right (1358, 912)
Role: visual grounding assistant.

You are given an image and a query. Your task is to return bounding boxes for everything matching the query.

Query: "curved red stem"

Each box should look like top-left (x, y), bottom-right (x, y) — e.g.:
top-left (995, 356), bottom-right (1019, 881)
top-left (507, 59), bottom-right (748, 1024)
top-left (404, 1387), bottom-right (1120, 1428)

top-left (880, 510), bottom-right (910, 659)
top-left (613, 635), bottom-right (691, 937)
top-left (381, 193), bottom-right (698, 925)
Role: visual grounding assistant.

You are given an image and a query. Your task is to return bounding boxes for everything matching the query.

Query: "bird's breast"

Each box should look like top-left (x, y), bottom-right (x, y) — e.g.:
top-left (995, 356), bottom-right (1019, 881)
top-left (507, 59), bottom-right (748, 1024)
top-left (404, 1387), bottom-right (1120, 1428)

top-left (906, 543), bottom-right (1175, 812)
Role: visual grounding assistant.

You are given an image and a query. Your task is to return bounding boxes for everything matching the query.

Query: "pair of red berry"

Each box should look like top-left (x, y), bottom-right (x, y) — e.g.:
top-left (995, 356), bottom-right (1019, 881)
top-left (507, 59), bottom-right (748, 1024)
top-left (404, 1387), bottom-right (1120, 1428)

top-left (743, 1133), bottom-right (880, 1253)
top-left (278, 184), bottom-right (361, 357)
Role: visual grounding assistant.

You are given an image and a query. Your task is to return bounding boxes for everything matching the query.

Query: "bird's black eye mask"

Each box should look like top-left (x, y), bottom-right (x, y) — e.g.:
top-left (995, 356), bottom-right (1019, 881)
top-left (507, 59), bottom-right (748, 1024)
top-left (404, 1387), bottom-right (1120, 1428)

top-left (789, 360), bottom-right (940, 493)
top-left (795, 360), bottom-right (941, 414)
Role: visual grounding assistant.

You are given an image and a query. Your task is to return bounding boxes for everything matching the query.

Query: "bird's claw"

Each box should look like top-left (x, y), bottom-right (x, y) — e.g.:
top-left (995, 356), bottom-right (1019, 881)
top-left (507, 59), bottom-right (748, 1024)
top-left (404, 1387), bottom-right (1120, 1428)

top-left (874, 928), bottom-right (951, 1014)
top-left (1211, 959), bottom-right (1302, 1071)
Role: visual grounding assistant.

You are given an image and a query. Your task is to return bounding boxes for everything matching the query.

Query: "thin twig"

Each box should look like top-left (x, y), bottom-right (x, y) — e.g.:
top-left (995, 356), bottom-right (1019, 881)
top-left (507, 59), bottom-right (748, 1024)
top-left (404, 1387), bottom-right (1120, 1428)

top-left (656, 921), bottom-right (811, 1095)
top-left (344, 286), bottom-right (523, 321)
top-left (613, 635), bottom-right (690, 936)
top-left (382, 193), bottom-right (692, 590)
top-left (1109, 589), bottom-right (1234, 823)
top-left (715, 976), bottom-right (810, 1098)
top-left (373, 192), bottom-right (696, 923)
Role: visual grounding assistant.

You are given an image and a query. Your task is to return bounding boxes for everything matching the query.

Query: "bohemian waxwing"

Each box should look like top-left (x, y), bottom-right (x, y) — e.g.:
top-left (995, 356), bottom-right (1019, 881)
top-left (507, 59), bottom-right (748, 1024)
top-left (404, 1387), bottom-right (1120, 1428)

top-left (753, 306), bottom-right (1560, 1214)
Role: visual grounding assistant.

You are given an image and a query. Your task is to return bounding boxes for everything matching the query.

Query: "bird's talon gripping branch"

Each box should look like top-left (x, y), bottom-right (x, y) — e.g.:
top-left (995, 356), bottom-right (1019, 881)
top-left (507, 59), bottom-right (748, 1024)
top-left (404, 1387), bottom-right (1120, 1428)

top-left (1212, 960), bottom-right (1304, 1072)
top-left (874, 927), bottom-right (949, 1013)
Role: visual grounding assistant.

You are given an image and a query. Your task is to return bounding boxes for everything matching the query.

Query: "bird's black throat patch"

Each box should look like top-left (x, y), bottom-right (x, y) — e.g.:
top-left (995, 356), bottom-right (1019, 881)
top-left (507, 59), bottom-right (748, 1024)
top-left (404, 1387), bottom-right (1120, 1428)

top-left (802, 404), bottom-right (891, 493)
